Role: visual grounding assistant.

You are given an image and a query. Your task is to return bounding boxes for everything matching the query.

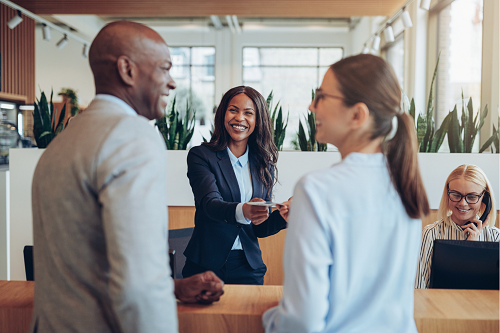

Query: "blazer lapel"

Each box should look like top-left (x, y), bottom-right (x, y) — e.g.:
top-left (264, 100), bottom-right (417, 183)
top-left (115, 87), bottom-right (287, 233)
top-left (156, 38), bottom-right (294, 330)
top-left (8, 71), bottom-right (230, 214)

top-left (250, 156), bottom-right (265, 199)
top-left (217, 150), bottom-right (241, 202)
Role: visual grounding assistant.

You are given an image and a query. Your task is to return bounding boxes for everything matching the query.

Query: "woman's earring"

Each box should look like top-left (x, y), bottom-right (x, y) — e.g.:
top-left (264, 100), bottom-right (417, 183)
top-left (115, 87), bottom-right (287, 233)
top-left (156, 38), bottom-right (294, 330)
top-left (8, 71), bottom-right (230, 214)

top-left (446, 210), bottom-right (452, 217)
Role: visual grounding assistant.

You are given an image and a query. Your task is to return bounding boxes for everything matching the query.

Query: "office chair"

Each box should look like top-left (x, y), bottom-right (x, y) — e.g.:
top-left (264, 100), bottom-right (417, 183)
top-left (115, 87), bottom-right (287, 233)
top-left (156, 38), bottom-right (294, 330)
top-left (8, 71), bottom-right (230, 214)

top-left (23, 245), bottom-right (34, 281)
top-left (24, 245), bottom-right (176, 281)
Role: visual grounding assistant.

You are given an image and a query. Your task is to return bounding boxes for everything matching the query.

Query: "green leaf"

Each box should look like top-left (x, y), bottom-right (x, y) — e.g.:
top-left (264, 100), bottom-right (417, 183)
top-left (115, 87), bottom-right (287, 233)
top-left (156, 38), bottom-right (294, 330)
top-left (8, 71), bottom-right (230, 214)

top-left (448, 106), bottom-right (464, 153)
top-left (409, 98), bottom-right (416, 124)
top-left (477, 104), bottom-right (488, 133)
top-left (479, 134), bottom-right (497, 153)
top-left (417, 113), bottom-right (427, 152)
top-left (430, 111), bottom-right (451, 152)
top-left (297, 121), bottom-right (308, 151)
top-left (266, 91), bottom-right (273, 110)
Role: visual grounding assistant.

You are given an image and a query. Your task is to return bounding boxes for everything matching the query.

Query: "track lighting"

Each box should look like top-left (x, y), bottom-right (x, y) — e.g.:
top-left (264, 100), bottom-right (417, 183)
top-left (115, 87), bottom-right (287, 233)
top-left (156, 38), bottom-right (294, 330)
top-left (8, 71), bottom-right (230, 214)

top-left (7, 10), bottom-right (22, 29)
top-left (362, 44), bottom-right (370, 54)
top-left (383, 25), bottom-right (395, 43)
top-left (401, 9), bottom-right (413, 28)
top-left (56, 34), bottom-right (68, 49)
top-left (372, 35), bottom-right (381, 52)
top-left (3, 1), bottom-right (90, 58)
top-left (210, 15), bottom-right (223, 30)
top-left (420, 0), bottom-right (431, 10)
top-left (82, 44), bottom-right (89, 58)
top-left (225, 15), bottom-right (235, 33)
top-left (42, 24), bottom-right (51, 41)
top-left (232, 16), bottom-right (241, 33)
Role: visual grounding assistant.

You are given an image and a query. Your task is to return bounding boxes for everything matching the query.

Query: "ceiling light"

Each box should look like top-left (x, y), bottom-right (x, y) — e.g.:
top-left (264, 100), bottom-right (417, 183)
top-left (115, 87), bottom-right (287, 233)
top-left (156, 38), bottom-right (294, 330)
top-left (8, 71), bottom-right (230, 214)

top-left (362, 44), bottom-right (370, 54)
top-left (82, 44), bottom-right (89, 58)
top-left (401, 9), bottom-right (413, 29)
top-left (19, 105), bottom-right (35, 111)
top-left (0, 103), bottom-right (16, 110)
top-left (56, 34), bottom-right (68, 49)
top-left (383, 25), bottom-right (395, 43)
top-left (372, 35), bottom-right (381, 52)
top-left (42, 24), bottom-right (51, 41)
top-left (420, 0), bottom-right (431, 10)
top-left (7, 10), bottom-right (23, 29)
top-left (210, 15), bottom-right (223, 30)
top-left (232, 15), bottom-right (241, 33)
top-left (225, 15), bottom-right (235, 33)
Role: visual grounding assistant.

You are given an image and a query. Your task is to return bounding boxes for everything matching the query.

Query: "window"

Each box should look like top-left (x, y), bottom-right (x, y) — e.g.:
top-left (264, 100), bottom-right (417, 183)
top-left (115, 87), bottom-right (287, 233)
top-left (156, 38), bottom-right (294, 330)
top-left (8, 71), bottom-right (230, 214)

top-left (242, 47), bottom-right (343, 150)
top-left (168, 47), bottom-right (215, 122)
top-left (435, 0), bottom-right (483, 136)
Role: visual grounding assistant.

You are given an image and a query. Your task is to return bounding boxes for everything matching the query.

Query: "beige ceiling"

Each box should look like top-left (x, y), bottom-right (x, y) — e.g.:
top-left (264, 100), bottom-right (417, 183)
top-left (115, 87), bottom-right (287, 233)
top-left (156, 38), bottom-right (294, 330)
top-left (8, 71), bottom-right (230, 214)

top-left (13, 0), bottom-right (408, 18)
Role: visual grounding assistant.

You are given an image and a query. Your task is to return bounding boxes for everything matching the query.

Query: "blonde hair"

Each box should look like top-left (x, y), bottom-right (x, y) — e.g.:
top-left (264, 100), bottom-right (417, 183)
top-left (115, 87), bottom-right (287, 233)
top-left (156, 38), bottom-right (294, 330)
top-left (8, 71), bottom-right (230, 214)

top-left (437, 164), bottom-right (497, 227)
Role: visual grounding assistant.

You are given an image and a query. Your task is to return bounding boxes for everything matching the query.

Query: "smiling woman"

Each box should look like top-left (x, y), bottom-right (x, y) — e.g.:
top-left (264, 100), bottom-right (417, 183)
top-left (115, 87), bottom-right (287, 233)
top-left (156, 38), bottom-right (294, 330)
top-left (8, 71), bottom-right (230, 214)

top-left (415, 164), bottom-right (499, 289)
top-left (182, 86), bottom-right (289, 285)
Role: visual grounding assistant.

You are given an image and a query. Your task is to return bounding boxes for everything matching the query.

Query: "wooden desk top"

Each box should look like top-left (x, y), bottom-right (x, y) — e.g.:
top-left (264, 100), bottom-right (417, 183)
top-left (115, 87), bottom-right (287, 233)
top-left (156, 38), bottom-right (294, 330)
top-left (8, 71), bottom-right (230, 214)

top-left (0, 281), bottom-right (498, 333)
top-left (414, 288), bottom-right (499, 333)
top-left (0, 280), bottom-right (34, 308)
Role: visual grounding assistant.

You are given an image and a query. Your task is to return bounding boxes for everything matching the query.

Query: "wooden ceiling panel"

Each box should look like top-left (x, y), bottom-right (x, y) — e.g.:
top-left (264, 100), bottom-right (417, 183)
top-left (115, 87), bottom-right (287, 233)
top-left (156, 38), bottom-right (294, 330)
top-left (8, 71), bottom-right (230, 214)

top-left (11, 0), bottom-right (408, 17)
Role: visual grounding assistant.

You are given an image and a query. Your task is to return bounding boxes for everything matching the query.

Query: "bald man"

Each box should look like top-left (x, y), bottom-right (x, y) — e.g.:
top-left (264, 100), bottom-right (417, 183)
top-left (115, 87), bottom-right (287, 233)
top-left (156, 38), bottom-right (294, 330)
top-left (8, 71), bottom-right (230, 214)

top-left (29, 21), bottom-right (223, 333)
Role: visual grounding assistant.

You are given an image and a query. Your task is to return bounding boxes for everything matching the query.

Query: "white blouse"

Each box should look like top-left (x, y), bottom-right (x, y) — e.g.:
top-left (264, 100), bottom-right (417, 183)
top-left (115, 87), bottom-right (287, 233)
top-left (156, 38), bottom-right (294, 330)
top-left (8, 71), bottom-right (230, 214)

top-left (415, 219), bottom-right (500, 289)
top-left (263, 153), bottom-right (422, 333)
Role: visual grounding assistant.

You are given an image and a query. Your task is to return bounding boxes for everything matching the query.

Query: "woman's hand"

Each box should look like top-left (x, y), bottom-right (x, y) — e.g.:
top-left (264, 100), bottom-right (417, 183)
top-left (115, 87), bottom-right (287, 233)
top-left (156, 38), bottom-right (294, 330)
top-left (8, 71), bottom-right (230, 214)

top-left (243, 198), bottom-right (269, 225)
top-left (276, 197), bottom-right (293, 222)
top-left (463, 216), bottom-right (487, 241)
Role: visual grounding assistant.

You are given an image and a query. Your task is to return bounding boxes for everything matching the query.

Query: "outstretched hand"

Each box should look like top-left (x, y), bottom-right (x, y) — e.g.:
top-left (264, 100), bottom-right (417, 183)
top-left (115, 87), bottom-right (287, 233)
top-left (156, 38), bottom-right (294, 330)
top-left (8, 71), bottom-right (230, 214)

top-left (174, 271), bottom-right (224, 304)
top-left (243, 198), bottom-right (270, 225)
top-left (276, 197), bottom-right (293, 222)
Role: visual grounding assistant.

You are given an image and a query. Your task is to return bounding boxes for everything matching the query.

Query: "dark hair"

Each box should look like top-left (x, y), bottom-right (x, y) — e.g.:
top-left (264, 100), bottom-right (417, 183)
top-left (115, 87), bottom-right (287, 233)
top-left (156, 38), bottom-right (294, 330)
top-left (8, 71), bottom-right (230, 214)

top-left (331, 54), bottom-right (429, 219)
top-left (205, 86), bottom-right (278, 194)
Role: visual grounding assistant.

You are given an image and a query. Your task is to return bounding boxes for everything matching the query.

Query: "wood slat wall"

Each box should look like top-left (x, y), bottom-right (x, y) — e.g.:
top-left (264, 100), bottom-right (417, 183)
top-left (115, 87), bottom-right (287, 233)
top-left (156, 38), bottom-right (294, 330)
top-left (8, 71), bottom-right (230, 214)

top-left (13, 0), bottom-right (408, 17)
top-left (0, 3), bottom-right (35, 104)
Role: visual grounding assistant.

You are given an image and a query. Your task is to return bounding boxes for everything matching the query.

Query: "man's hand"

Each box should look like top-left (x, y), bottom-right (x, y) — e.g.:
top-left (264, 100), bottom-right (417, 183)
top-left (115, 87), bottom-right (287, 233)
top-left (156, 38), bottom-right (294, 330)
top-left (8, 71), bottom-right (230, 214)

top-left (174, 271), bottom-right (224, 304)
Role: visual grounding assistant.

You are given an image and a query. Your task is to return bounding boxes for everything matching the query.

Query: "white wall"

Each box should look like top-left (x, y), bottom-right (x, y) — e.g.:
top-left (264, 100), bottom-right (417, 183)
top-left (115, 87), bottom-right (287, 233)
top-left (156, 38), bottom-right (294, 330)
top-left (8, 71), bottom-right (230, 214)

top-left (35, 26), bottom-right (95, 107)
top-left (0, 171), bottom-right (9, 280)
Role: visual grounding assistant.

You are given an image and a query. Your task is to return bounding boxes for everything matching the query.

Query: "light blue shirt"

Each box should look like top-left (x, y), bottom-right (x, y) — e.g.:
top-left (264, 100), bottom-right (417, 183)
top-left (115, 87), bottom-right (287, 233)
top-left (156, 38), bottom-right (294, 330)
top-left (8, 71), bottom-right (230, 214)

top-left (263, 153), bottom-right (421, 333)
top-left (227, 147), bottom-right (253, 250)
top-left (94, 94), bottom-right (137, 116)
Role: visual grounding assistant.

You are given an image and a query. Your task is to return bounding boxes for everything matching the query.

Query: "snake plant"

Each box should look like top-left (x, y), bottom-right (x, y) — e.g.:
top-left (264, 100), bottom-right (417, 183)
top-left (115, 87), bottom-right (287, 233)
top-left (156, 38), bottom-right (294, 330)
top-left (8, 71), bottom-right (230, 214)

top-left (447, 96), bottom-right (489, 153)
top-left (58, 88), bottom-right (80, 116)
top-left (295, 90), bottom-right (327, 152)
top-left (266, 91), bottom-right (288, 151)
top-left (156, 97), bottom-right (196, 150)
top-left (479, 117), bottom-right (499, 153)
top-left (33, 90), bottom-right (67, 148)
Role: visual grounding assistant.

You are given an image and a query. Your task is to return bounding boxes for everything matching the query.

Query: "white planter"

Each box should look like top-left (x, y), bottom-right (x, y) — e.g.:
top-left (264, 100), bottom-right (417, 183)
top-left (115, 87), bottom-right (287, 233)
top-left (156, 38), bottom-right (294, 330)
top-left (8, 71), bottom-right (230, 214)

top-left (4, 149), bottom-right (499, 280)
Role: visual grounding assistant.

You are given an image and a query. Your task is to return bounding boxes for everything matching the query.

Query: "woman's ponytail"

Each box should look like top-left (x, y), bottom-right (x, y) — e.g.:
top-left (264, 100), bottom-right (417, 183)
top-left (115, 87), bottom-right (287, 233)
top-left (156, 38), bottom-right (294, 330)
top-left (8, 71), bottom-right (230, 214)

top-left (385, 112), bottom-right (430, 219)
top-left (332, 54), bottom-right (430, 220)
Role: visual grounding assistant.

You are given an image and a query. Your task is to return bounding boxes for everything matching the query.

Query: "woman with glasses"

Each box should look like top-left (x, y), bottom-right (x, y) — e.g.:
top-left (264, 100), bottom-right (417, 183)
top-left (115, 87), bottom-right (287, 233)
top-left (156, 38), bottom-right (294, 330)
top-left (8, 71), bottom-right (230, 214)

top-left (415, 164), bottom-right (498, 289)
top-left (263, 54), bottom-right (429, 333)
top-left (182, 86), bottom-right (289, 285)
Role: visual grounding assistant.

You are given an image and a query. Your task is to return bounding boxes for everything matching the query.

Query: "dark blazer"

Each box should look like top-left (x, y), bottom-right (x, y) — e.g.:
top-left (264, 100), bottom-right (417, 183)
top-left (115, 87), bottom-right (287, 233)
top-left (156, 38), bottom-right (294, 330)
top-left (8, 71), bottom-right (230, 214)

top-left (183, 144), bottom-right (287, 271)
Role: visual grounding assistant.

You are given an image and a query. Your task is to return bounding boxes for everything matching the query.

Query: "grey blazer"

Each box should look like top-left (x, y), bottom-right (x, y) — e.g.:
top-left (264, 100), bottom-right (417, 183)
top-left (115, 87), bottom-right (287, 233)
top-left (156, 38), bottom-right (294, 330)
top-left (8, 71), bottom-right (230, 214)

top-left (30, 99), bottom-right (177, 333)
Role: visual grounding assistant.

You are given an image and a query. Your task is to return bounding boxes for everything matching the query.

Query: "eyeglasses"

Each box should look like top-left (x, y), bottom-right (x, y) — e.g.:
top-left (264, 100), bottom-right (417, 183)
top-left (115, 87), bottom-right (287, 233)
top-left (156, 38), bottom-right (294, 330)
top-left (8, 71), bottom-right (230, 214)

top-left (447, 190), bottom-right (485, 204)
top-left (313, 88), bottom-right (344, 108)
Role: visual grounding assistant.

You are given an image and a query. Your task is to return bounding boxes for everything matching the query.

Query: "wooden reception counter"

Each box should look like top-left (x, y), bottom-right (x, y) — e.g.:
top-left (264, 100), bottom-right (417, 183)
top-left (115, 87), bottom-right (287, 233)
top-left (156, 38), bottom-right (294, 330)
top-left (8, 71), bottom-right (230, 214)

top-left (1, 281), bottom-right (498, 333)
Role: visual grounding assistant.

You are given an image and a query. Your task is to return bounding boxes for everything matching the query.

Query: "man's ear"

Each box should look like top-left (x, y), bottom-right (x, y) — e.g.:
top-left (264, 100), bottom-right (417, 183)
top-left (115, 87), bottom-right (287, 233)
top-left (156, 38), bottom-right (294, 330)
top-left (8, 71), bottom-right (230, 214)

top-left (349, 102), bottom-right (370, 129)
top-left (116, 55), bottom-right (137, 87)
